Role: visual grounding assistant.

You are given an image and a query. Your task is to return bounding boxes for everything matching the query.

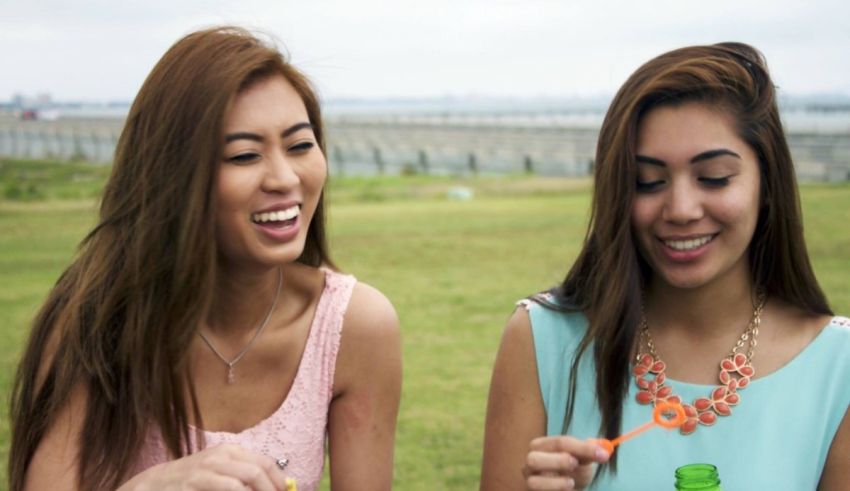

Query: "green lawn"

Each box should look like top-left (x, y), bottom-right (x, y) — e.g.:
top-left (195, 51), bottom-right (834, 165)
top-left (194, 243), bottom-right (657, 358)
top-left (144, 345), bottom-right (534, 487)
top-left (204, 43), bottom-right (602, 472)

top-left (1, 160), bottom-right (848, 490)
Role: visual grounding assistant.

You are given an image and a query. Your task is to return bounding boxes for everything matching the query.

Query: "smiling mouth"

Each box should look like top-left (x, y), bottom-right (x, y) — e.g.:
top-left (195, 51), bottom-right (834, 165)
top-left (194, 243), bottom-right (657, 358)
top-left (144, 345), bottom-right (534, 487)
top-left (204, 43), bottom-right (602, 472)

top-left (662, 234), bottom-right (715, 251)
top-left (251, 205), bottom-right (300, 225)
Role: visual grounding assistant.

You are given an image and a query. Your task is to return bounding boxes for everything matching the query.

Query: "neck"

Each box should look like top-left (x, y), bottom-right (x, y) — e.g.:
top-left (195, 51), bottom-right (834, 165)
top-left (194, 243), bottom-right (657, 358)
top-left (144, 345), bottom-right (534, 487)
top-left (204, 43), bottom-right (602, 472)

top-left (644, 272), bottom-right (757, 340)
top-left (206, 264), bottom-right (281, 337)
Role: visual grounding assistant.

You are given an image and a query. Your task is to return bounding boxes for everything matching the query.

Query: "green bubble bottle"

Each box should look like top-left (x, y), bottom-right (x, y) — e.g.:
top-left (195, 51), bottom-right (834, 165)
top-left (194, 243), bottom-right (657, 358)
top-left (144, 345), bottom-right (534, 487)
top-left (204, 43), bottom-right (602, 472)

top-left (674, 463), bottom-right (723, 490)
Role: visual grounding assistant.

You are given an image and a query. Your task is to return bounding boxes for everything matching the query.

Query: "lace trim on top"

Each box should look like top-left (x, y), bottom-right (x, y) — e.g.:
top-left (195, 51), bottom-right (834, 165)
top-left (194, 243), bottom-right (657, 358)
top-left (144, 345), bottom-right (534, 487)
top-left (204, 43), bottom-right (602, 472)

top-left (516, 292), bottom-right (555, 311)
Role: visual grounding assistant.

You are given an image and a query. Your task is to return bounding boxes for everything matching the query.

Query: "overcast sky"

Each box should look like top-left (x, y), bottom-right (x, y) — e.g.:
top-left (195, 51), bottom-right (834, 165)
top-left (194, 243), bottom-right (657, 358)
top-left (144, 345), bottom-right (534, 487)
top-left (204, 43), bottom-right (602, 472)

top-left (2, 0), bottom-right (849, 102)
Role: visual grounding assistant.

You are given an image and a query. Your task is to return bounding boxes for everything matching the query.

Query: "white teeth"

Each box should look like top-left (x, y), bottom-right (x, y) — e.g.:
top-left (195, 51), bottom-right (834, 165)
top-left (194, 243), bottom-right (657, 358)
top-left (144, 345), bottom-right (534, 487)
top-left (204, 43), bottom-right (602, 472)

top-left (664, 235), bottom-right (713, 251)
top-left (252, 205), bottom-right (300, 223)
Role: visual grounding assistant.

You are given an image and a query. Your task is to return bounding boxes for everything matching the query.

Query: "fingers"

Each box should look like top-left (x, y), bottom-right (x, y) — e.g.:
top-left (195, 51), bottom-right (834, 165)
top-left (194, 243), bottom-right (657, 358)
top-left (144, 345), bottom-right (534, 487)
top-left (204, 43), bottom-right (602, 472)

top-left (208, 459), bottom-right (278, 491)
top-left (526, 474), bottom-right (576, 490)
top-left (125, 444), bottom-right (292, 491)
top-left (184, 473), bottom-right (251, 491)
top-left (527, 449), bottom-right (578, 474)
top-left (529, 436), bottom-right (610, 465)
top-left (199, 445), bottom-right (290, 491)
top-left (524, 436), bottom-right (611, 490)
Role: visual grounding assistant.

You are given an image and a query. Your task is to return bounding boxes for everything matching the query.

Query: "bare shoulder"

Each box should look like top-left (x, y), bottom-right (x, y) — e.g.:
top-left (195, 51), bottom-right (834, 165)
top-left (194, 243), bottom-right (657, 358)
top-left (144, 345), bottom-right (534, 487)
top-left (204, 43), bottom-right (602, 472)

top-left (342, 281), bottom-right (400, 340)
top-left (504, 304), bottom-right (533, 342)
top-left (494, 306), bottom-right (538, 387)
top-left (326, 283), bottom-right (400, 489)
top-left (480, 305), bottom-right (545, 489)
top-left (484, 306), bottom-right (541, 413)
top-left (490, 306), bottom-right (539, 386)
top-left (334, 281), bottom-right (401, 394)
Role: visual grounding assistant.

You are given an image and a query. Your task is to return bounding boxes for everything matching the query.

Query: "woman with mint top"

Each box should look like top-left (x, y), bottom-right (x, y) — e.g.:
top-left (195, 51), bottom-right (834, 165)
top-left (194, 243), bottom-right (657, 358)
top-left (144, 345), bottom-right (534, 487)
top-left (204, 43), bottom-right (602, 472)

top-left (481, 43), bottom-right (849, 490)
top-left (9, 27), bottom-right (401, 491)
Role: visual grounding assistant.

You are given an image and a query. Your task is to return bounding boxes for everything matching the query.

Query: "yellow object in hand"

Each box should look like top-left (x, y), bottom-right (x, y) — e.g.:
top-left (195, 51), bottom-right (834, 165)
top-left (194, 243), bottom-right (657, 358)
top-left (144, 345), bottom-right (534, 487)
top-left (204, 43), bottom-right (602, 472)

top-left (285, 477), bottom-right (297, 491)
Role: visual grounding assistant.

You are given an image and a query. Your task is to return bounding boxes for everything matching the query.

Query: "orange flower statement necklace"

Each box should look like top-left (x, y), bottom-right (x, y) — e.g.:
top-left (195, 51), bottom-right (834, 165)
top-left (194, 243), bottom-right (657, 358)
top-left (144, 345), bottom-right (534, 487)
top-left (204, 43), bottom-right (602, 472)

top-left (633, 293), bottom-right (767, 435)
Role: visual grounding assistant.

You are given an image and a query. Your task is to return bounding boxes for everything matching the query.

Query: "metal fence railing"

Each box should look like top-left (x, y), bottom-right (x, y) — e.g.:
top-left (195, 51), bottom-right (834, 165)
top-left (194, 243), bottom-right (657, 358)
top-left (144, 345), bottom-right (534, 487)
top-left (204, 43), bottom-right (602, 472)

top-left (1, 116), bottom-right (848, 181)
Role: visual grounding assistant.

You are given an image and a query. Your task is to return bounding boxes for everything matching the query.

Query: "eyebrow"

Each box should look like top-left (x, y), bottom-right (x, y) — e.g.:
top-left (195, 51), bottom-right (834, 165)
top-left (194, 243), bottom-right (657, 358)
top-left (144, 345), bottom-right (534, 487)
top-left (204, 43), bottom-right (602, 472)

top-left (224, 122), bottom-right (315, 143)
top-left (635, 148), bottom-right (741, 166)
top-left (691, 149), bottom-right (741, 163)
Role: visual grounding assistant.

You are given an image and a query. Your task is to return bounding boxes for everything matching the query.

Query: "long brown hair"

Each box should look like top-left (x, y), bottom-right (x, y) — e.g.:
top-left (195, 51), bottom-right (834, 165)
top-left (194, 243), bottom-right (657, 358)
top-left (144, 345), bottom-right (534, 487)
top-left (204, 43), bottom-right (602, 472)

top-left (543, 42), bottom-right (832, 468)
top-left (9, 26), bottom-right (333, 490)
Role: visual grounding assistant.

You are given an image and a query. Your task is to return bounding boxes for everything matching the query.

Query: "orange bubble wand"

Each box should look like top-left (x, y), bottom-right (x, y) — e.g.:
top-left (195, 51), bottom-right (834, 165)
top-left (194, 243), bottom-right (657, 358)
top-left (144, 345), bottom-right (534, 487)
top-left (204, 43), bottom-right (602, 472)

top-left (589, 401), bottom-right (686, 455)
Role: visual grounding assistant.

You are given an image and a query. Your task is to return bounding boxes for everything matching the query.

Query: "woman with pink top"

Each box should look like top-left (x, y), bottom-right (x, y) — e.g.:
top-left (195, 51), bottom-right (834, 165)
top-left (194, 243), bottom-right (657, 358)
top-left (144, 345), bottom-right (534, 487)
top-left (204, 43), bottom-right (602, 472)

top-left (9, 26), bottom-right (401, 491)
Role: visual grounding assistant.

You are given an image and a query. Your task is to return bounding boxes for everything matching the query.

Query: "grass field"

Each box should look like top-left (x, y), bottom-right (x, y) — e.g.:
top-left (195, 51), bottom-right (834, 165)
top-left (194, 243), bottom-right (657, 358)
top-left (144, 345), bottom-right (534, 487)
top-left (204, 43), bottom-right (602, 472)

top-left (1, 159), bottom-right (848, 490)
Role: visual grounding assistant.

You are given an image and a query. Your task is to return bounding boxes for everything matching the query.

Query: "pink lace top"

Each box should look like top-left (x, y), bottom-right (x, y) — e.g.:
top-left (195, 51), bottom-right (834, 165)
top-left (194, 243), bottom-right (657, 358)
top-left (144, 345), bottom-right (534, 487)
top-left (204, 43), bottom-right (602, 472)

top-left (131, 269), bottom-right (356, 491)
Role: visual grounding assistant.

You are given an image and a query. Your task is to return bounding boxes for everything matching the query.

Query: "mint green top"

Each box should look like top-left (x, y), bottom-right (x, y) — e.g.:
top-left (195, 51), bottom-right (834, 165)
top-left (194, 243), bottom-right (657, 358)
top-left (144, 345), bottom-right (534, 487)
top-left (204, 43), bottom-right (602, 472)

top-left (525, 299), bottom-right (850, 490)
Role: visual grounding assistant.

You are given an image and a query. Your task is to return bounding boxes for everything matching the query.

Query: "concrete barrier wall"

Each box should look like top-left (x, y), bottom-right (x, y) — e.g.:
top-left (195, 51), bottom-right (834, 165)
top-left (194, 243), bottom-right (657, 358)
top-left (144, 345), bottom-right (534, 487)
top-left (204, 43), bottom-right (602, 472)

top-left (0, 118), bottom-right (121, 163)
top-left (324, 120), bottom-right (599, 177)
top-left (1, 116), bottom-right (848, 181)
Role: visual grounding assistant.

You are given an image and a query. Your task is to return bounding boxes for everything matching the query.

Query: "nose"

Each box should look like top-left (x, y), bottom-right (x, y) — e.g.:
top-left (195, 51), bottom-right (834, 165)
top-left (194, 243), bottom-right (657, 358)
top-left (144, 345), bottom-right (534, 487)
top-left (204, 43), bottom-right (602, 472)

top-left (261, 150), bottom-right (300, 193)
top-left (661, 179), bottom-right (703, 224)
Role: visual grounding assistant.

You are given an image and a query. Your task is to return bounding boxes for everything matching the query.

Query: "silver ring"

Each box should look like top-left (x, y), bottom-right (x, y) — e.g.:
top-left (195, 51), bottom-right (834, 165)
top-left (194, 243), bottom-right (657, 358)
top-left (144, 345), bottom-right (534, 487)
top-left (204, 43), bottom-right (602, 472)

top-left (276, 458), bottom-right (289, 470)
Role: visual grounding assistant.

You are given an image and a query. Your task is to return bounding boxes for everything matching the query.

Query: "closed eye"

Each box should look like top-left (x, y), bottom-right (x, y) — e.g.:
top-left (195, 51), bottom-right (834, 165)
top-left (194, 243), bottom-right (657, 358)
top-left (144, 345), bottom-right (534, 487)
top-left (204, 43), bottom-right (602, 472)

top-left (636, 180), bottom-right (665, 192)
top-left (289, 141), bottom-right (315, 153)
top-left (227, 152), bottom-right (260, 164)
top-left (699, 176), bottom-right (732, 187)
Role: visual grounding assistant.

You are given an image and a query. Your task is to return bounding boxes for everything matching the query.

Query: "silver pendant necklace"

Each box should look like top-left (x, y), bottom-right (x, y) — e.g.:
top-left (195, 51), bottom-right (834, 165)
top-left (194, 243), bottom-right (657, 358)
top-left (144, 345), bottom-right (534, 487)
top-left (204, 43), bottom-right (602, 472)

top-left (198, 268), bottom-right (282, 383)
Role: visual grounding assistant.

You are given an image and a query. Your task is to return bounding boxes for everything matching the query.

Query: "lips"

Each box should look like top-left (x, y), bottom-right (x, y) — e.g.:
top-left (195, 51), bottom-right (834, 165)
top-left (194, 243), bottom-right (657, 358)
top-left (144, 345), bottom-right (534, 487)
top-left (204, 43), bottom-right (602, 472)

top-left (249, 203), bottom-right (303, 244)
top-left (662, 234), bottom-right (715, 252)
top-left (251, 205), bottom-right (300, 225)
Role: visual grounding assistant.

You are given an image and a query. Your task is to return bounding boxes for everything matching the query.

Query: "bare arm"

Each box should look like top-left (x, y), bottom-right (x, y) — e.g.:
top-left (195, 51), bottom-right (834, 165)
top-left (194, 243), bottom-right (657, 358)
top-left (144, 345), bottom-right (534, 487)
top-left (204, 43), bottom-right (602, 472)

top-left (22, 384), bottom-right (86, 491)
top-left (20, 325), bottom-right (84, 491)
top-left (480, 308), bottom-right (608, 491)
top-left (24, 383), bottom-right (291, 491)
top-left (327, 282), bottom-right (402, 491)
top-left (481, 308), bottom-right (547, 489)
top-left (819, 405), bottom-right (850, 490)
top-left (23, 347), bottom-right (290, 491)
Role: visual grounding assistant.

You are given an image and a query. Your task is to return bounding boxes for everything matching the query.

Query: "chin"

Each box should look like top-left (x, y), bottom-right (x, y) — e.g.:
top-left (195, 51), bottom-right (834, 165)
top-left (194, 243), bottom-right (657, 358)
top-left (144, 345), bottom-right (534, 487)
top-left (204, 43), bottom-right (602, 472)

top-left (667, 280), bottom-right (708, 290)
top-left (272, 248), bottom-right (306, 265)
top-left (243, 244), bottom-right (305, 268)
top-left (656, 269), bottom-right (714, 290)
